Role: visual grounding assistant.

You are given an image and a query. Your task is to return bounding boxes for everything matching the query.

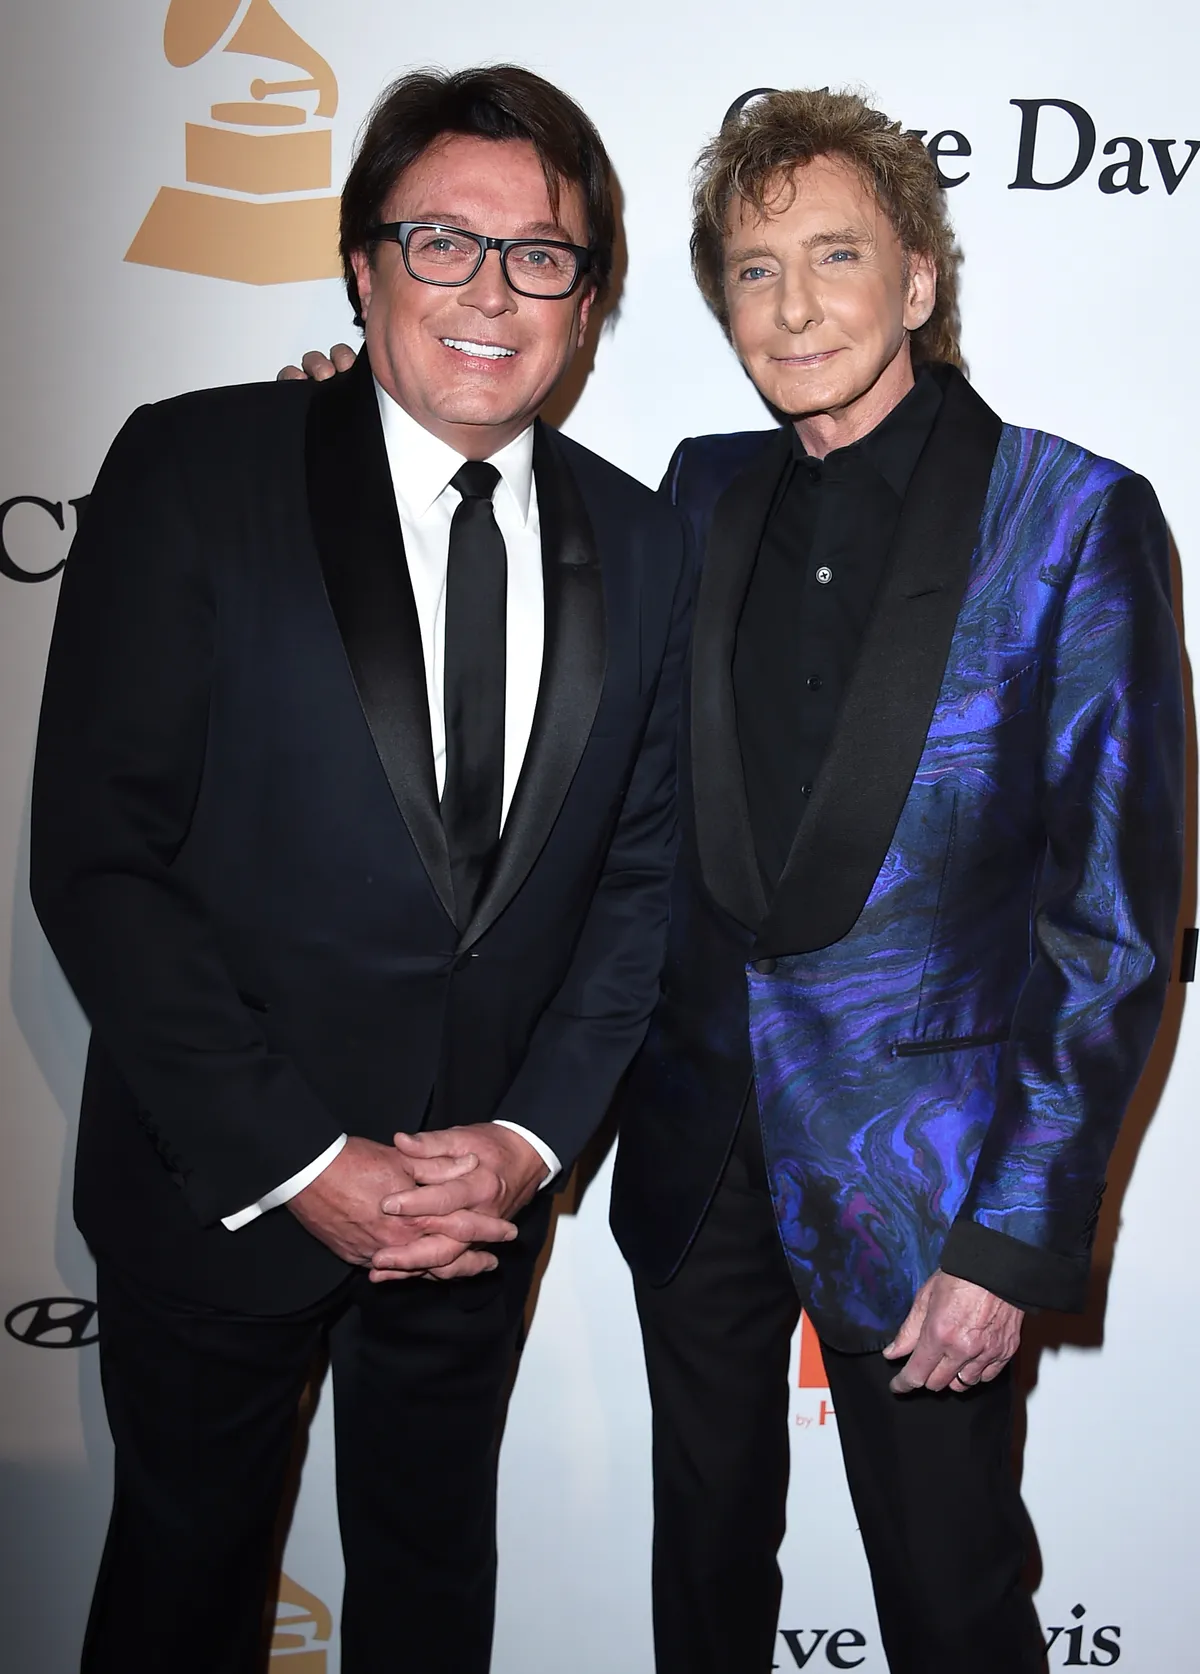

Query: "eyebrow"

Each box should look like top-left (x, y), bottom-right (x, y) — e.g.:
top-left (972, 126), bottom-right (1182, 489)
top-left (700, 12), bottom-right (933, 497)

top-left (802, 225), bottom-right (869, 248)
top-left (724, 243), bottom-right (774, 265)
top-left (406, 213), bottom-right (576, 241)
top-left (725, 226), bottom-right (869, 264)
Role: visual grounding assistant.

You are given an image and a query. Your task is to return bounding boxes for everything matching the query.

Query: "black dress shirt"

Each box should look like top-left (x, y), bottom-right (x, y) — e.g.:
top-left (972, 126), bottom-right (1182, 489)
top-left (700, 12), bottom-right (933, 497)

top-left (733, 370), bottom-right (944, 891)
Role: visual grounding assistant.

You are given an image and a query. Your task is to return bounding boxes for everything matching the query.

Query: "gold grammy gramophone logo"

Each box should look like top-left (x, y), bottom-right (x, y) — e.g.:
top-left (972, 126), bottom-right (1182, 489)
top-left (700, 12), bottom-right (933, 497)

top-left (126, 0), bottom-right (341, 284)
top-left (271, 1572), bottom-right (333, 1670)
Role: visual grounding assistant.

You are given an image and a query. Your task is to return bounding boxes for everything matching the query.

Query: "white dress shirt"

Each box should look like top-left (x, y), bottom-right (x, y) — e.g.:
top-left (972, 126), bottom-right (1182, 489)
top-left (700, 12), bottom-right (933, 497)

top-left (222, 382), bottom-right (561, 1232)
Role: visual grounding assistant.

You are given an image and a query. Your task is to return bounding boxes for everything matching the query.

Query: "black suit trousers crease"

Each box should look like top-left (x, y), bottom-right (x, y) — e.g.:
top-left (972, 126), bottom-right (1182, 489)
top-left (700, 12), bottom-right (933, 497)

top-left (82, 1193), bottom-right (551, 1674)
top-left (634, 1106), bottom-right (1046, 1674)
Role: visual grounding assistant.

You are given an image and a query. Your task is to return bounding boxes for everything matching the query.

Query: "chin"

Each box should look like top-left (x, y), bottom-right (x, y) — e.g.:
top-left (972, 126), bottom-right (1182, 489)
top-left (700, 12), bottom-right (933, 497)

top-left (435, 397), bottom-right (529, 430)
top-left (767, 377), bottom-right (850, 417)
top-left (443, 373), bottom-right (533, 409)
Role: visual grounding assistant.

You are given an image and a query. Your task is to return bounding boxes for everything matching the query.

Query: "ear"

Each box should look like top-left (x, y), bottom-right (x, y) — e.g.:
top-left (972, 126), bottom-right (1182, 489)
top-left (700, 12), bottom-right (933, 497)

top-left (903, 252), bottom-right (937, 333)
top-left (349, 246), bottom-right (376, 320)
top-left (574, 284), bottom-right (597, 348)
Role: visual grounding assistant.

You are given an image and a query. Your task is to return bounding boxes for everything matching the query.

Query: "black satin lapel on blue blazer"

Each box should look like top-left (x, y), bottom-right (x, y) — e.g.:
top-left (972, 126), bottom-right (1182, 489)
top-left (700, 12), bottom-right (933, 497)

top-left (305, 352), bottom-right (455, 922)
top-left (754, 368), bottom-right (1004, 957)
top-left (459, 421), bottom-right (606, 952)
top-left (690, 425), bottom-right (792, 931)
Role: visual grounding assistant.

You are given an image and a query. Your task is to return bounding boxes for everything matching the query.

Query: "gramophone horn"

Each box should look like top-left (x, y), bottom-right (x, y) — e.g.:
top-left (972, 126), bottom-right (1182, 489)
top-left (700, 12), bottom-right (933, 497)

top-left (163, 0), bottom-right (243, 68)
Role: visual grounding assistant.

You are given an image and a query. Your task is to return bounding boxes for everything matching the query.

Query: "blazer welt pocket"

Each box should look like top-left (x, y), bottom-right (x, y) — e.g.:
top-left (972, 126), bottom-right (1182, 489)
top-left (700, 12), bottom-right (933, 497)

top-left (932, 660), bottom-right (1039, 740)
top-left (893, 1030), bottom-right (1010, 1058)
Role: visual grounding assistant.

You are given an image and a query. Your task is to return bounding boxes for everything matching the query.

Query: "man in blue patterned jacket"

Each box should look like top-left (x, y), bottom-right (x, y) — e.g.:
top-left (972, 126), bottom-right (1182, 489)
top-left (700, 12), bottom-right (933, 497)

top-left (611, 89), bottom-right (1184, 1673)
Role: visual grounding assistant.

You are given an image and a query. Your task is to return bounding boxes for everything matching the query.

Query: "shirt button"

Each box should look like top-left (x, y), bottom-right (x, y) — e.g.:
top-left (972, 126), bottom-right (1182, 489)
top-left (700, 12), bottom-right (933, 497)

top-left (752, 957), bottom-right (778, 975)
top-left (815, 566), bottom-right (833, 585)
top-left (806, 675), bottom-right (822, 691)
top-left (805, 464), bottom-right (822, 484)
top-left (800, 782), bottom-right (813, 797)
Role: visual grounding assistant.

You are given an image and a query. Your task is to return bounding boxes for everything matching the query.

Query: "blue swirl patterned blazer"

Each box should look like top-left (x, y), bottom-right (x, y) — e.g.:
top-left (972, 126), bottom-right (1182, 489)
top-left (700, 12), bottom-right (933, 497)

top-left (611, 366), bottom-right (1184, 1353)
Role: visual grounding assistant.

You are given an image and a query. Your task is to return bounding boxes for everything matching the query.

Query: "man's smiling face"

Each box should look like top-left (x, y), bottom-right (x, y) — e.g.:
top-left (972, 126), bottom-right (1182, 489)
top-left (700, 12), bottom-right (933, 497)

top-left (722, 153), bottom-right (935, 448)
top-left (351, 133), bottom-right (594, 458)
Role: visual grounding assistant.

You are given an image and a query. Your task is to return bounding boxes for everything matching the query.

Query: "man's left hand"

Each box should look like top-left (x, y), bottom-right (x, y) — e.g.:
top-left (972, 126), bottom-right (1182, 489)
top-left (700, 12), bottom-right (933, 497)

top-left (277, 344), bottom-right (356, 382)
top-left (369, 1125), bottom-right (549, 1280)
top-left (882, 1270), bottom-right (1024, 1394)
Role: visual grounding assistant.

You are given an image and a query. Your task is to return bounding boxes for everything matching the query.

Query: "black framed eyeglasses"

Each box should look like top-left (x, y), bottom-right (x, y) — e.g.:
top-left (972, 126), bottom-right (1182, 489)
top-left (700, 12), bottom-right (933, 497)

top-left (366, 222), bottom-right (593, 299)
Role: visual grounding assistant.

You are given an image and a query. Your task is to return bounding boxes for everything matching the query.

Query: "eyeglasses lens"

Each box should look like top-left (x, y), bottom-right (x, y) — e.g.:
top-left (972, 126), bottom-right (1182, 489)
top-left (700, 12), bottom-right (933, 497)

top-left (404, 228), bottom-right (481, 281)
top-left (502, 243), bottom-right (580, 296)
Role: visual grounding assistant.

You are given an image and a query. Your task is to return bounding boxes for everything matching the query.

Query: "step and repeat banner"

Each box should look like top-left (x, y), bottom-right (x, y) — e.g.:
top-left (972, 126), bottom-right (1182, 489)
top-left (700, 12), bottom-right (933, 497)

top-left (2, 1), bottom-right (1198, 1669)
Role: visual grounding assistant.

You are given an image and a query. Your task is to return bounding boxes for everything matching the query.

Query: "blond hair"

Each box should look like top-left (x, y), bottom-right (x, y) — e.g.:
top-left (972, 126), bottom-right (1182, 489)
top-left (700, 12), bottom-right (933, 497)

top-left (691, 88), bottom-right (963, 368)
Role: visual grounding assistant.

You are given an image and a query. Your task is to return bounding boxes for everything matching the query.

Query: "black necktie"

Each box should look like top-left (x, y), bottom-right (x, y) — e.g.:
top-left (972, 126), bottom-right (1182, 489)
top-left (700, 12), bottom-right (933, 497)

top-left (442, 460), bottom-right (507, 929)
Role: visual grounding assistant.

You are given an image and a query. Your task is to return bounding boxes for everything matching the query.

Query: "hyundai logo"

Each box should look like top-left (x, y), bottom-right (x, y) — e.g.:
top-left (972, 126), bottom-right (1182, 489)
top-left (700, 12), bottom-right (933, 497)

top-left (5, 1297), bottom-right (99, 1348)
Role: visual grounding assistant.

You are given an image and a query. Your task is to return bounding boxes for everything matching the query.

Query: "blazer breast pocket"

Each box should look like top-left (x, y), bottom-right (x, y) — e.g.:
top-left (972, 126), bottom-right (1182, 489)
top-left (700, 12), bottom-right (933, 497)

top-left (893, 1029), bottom-right (1010, 1058)
top-left (927, 659), bottom-right (1040, 749)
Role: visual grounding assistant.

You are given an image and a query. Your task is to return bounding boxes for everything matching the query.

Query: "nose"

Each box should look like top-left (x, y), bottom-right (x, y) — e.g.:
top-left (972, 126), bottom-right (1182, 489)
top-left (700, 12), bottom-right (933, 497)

top-left (776, 261), bottom-right (822, 335)
top-left (458, 246), bottom-right (517, 318)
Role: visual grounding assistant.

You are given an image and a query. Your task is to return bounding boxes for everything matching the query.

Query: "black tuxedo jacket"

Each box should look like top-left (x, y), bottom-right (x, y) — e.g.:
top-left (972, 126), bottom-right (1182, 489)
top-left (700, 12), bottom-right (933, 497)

top-left (32, 355), bottom-right (691, 1314)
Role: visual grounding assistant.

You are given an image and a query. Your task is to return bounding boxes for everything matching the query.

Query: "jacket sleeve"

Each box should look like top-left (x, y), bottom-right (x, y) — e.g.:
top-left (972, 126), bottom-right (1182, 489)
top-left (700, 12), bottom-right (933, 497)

top-left (940, 470), bottom-right (1184, 1310)
top-left (490, 511), bottom-right (694, 1171)
top-left (30, 405), bottom-right (344, 1227)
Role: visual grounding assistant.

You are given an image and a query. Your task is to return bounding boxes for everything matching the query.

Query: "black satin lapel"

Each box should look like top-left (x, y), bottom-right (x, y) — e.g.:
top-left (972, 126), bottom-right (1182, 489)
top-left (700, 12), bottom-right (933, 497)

top-left (459, 423), bottom-right (605, 951)
top-left (690, 427), bottom-right (792, 930)
top-left (756, 369), bottom-right (1004, 957)
top-left (305, 353), bottom-right (454, 921)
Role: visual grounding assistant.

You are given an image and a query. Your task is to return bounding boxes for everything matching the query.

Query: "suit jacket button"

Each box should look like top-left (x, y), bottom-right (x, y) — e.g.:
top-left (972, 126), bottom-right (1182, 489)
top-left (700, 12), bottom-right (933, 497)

top-left (753, 957), bottom-right (778, 975)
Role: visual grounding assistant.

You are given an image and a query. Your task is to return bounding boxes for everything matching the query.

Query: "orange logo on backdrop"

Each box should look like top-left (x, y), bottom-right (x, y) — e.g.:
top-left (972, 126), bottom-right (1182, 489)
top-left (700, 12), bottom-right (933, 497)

top-left (271, 1572), bottom-right (333, 1670)
top-left (797, 1311), bottom-right (828, 1389)
top-left (126, 0), bottom-right (341, 284)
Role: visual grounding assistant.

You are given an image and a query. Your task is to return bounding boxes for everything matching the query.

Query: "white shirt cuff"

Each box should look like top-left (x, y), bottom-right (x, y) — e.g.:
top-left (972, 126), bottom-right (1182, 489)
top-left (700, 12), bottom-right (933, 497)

top-left (493, 1120), bottom-right (561, 1187)
top-left (221, 1134), bottom-right (349, 1231)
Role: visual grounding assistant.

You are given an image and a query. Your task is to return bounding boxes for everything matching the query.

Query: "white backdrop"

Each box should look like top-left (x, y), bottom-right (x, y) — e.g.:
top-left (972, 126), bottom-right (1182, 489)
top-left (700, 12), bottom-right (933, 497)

top-left (2, 2), bottom-right (1198, 1669)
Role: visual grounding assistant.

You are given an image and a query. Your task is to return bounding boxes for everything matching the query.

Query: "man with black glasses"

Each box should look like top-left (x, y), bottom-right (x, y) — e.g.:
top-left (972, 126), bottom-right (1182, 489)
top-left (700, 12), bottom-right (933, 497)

top-left (32, 65), bottom-right (689, 1674)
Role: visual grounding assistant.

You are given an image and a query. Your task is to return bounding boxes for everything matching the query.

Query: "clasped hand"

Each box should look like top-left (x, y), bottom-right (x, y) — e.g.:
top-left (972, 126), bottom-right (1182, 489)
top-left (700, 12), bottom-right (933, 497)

top-left (288, 1126), bottom-right (548, 1282)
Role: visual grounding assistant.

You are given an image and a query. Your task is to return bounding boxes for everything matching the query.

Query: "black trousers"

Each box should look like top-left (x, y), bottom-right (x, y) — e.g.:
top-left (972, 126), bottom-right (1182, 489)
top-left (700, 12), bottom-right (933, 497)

top-left (82, 1196), bottom-right (550, 1674)
top-left (634, 1108), bottom-right (1046, 1674)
